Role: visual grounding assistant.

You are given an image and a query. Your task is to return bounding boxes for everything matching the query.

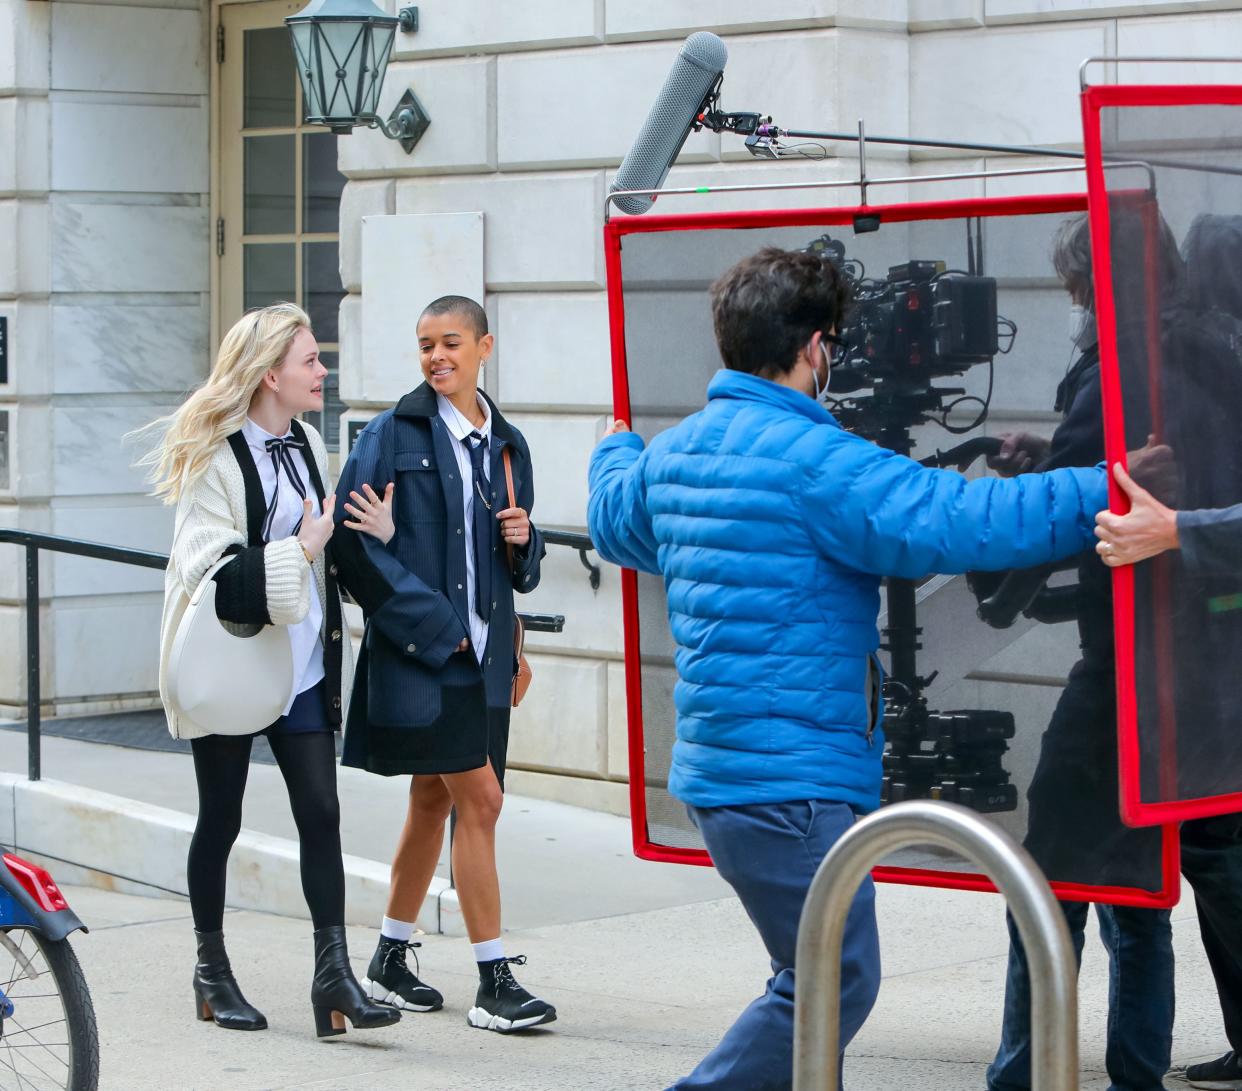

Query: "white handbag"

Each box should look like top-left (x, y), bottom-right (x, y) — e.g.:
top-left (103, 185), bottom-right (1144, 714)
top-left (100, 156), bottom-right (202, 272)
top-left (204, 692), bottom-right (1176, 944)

top-left (167, 556), bottom-right (294, 735)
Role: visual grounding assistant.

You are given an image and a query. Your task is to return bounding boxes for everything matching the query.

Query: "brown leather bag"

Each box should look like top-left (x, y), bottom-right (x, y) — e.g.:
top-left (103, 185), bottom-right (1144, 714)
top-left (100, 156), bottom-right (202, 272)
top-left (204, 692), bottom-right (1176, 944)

top-left (502, 447), bottom-right (533, 707)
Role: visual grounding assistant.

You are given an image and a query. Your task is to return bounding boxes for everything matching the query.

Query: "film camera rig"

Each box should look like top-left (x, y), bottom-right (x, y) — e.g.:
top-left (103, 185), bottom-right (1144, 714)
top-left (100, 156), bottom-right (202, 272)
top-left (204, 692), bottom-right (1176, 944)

top-left (809, 229), bottom-right (1023, 813)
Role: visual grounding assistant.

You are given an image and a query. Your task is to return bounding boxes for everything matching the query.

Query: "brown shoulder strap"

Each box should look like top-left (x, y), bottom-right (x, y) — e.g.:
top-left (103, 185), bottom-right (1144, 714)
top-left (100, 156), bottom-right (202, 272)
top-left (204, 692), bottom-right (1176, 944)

top-left (503, 447), bottom-right (517, 569)
top-left (503, 446), bottom-right (517, 510)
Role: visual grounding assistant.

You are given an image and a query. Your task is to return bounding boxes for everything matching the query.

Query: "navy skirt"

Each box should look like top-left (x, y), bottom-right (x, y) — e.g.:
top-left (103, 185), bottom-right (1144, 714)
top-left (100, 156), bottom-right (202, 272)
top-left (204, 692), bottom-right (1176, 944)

top-left (350, 674), bottom-right (510, 787)
top-left (265, 679), bottom-right (333, 735)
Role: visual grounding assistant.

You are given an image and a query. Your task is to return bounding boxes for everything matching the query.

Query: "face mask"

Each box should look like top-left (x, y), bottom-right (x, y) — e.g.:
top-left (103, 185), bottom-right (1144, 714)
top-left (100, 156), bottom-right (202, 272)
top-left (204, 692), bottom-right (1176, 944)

top-left (812, 341), bottom-right (831, 403)
top-left (1069, 304), bottom-right (1097, 351)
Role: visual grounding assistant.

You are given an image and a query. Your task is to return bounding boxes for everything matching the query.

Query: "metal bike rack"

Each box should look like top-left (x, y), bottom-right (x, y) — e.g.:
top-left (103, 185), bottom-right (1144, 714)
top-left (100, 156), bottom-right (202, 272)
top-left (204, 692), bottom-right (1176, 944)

top-left (794, 800), bottom-right (1079, 1091)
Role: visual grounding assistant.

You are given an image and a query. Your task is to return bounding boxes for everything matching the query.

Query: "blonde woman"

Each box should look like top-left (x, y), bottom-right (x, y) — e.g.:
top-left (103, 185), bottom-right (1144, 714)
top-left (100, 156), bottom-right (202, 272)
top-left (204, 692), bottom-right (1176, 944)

top-left (142, 303), bottom-right (399, 1038)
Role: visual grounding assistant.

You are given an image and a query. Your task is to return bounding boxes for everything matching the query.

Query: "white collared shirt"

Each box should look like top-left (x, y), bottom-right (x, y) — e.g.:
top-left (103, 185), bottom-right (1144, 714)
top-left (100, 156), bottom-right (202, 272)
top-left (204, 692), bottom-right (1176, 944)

top-left (436, 393), bottom-right (492, 664)
top-left (242, 417), bottom-right (325, 713)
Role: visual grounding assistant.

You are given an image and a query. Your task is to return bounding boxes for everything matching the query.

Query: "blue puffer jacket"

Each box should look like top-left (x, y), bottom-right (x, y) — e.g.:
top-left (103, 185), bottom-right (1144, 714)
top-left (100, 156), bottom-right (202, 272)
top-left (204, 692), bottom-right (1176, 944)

top-left (588, 369), bottom-right (1108, 812)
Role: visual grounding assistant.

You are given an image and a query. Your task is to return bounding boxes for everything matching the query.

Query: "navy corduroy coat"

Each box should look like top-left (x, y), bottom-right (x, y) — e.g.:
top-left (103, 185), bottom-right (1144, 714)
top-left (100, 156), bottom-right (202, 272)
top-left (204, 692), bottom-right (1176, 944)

top-left (332, 383), bottom-right (544, 766)
top-left (588, 369), bottom-right (1107, 813)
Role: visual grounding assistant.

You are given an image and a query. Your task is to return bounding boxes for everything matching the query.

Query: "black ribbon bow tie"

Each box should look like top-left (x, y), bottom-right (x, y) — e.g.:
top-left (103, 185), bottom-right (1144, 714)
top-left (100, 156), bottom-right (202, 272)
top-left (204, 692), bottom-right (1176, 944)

top-left (262, 435), bottom-right (309, 542)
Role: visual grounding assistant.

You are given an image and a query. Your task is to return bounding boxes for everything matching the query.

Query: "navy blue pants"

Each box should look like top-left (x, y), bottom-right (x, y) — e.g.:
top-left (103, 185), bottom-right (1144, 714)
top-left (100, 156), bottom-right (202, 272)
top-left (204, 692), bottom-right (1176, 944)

top-left (1182, 813), bottom-right (1242, 1055)
top-left (671, 800), bottom-right (881, 1091)
top-left (987, 902), bottom-right (1173, 1091)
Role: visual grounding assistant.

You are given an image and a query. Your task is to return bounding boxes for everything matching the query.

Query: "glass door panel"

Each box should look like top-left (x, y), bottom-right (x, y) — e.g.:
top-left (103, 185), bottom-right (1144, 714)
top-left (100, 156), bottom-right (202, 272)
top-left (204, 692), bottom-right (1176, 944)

top-left (219, 0), bottom-right (348, 451)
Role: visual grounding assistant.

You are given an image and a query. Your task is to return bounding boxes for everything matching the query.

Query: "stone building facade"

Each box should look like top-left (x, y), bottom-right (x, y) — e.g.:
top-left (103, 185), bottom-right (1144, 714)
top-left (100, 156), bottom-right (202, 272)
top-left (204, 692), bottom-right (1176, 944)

top-left (1, 0), bottom-right (1239, 813)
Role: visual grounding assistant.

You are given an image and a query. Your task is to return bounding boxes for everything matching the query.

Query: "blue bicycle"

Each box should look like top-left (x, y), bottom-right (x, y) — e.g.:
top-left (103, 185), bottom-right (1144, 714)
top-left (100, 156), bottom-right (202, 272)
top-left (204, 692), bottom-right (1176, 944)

top-left (0, 852), bottom-right (97, 1090)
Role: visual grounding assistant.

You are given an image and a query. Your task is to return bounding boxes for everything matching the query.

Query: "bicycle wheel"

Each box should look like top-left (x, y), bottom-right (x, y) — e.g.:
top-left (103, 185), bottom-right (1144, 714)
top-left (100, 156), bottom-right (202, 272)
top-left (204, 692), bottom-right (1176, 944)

top-left (0, 928), bottom-right (99, 1091)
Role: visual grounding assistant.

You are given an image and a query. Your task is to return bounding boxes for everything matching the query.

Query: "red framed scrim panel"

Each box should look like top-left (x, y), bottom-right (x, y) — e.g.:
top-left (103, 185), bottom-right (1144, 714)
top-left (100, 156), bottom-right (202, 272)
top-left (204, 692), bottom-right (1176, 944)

top-left (1084, 83), bottom-right (1242, 827)
top-left (606, 193), bottom-right (1179, 907)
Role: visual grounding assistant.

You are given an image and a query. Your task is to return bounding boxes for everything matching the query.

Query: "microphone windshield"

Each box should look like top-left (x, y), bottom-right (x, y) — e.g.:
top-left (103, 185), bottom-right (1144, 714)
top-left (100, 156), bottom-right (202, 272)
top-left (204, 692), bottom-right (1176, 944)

top-left (610, 32), bottom-right (728, 216)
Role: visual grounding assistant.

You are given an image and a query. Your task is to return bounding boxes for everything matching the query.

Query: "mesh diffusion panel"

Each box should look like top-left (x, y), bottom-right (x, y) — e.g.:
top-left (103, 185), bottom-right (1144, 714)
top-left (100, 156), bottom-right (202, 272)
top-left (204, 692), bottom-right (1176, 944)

top-left (606, 196), bottom-right (1178, 906)
top-left (1084, 84), bottom-right (1242, 826)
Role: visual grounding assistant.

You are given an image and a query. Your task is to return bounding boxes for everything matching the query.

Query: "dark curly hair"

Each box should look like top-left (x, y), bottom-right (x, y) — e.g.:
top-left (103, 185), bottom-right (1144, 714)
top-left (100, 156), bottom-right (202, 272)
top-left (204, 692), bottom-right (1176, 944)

top-left (709, 247), bottom-right (850, 377)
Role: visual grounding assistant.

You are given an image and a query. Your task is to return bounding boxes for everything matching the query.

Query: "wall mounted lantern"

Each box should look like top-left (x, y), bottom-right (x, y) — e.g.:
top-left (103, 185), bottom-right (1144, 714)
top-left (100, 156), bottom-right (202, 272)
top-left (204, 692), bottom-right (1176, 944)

top-left (286, 0), bottom-right (429, 153)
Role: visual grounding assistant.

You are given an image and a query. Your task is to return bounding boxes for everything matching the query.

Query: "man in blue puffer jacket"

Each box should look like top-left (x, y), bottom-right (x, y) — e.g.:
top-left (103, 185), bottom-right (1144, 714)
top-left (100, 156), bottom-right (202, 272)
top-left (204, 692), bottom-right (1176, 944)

top-left (587, 246), bottom-right (1108, 1091)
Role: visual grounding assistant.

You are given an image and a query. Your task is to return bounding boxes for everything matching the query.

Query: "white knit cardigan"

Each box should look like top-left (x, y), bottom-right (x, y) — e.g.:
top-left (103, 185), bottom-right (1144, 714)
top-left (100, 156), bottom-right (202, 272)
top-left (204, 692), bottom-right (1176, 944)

top-left (158, 422), bottom-right (353, 739)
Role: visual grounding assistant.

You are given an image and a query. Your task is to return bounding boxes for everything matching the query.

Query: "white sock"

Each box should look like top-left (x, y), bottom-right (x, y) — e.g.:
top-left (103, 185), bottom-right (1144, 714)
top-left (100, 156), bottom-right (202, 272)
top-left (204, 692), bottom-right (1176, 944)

top-left (381, 916), bottom-right (416, 944)
top-left (472, 937), bottom-right (505, 963)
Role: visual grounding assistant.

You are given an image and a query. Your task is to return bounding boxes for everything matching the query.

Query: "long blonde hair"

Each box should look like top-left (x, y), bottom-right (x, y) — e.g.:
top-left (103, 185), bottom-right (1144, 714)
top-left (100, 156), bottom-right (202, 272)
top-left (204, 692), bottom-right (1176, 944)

top-left (135, 303), bottom-right (310, 502)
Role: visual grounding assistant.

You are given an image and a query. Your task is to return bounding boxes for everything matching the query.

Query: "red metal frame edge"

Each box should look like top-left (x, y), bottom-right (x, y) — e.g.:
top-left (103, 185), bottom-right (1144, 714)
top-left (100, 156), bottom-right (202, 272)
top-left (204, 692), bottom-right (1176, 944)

top-left (604, 193), bottom-right (1179, 904)
top-left (1083, 81), bottom-right (1242, 828)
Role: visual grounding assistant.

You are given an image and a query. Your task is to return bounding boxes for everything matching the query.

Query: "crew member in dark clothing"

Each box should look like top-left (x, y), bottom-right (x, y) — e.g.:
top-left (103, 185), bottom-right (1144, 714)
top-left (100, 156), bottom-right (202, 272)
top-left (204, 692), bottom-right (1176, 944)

top-left (985, 214), bottom-right (1173, 1091)
top-left (1098, 467), bottom-right (1242, 1091)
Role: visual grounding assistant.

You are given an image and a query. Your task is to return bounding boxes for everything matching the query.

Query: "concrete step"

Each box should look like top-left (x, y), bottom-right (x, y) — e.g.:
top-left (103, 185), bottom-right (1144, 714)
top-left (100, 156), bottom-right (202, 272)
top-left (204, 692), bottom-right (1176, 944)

top-left (0, 727), bottom-right (730, 934)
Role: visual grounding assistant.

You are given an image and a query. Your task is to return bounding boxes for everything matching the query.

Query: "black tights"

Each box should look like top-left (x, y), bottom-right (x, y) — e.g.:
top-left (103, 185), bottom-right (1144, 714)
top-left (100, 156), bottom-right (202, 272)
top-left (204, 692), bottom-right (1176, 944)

top-left (187, 731), bottom-right (344, 932)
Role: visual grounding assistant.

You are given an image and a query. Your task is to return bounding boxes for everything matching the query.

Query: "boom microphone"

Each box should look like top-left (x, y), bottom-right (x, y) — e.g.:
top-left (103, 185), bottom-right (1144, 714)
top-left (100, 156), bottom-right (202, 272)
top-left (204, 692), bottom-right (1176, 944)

top-left (610, 32), bottom-right (728, 216)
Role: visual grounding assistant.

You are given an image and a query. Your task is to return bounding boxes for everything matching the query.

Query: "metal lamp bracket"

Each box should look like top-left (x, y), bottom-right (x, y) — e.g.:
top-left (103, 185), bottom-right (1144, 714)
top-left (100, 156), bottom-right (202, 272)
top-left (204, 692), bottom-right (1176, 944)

top-left (375, 88), bottom-right (430, 153)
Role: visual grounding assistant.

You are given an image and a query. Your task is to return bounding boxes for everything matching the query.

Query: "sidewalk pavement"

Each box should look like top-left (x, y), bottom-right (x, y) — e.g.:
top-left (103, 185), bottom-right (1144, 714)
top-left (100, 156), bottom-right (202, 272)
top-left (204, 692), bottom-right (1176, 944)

top-left (68, 879), bottom-right (1222, 1090)
top-left (0, 732), bottom-right (1228, 1089)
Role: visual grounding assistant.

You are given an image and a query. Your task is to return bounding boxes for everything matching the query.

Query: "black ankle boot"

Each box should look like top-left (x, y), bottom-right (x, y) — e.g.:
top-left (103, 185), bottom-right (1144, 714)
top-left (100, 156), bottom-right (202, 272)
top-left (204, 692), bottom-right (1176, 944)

top-left (310, 925), bottom-right (402, 1038)
top-left (193, 929), bottom-right (267, 1031)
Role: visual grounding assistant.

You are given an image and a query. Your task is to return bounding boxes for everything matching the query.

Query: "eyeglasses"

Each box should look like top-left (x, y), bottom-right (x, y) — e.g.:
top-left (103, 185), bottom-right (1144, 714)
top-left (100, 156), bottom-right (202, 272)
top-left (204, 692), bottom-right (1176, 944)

top-left (822, 332), bottom-right (848, 352)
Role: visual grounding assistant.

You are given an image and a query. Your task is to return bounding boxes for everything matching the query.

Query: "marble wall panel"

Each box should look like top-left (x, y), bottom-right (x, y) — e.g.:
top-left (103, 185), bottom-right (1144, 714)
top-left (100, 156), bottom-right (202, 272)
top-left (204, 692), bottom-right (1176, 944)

top-left (337, 58), bottom-right (495, 178)
top-left (508, 411), bottom-right (605, 529)
top-left (507, 653), bottom-right (607, 774)
top-left (719, 31), bottom-right (909, 164)
top-left (617, 157), bottom-right (872, 217)
top-left (49, 595), bottom-right (162, 698)
top-left (986, 0), bottom-right (1235, 23)
top-left (0, 0), bottom-right (50, 94)
top-left (13, 97), bottom-right (49, 196)
top-left (0, 100), bottom-right (14, 197)
top-left (0, 607), bottom-right (34, 707)
top-left (496, 43), bottom-right (719, 170)
top-left (17, 200), bottom-right (49, 297)
top-left (49, 502), bottom-right (173, 597)
top-left (51, 103), bottom-right (207, 195)
top-left (982, 155), bottom-right (1088, 196)
top-left (0, 300), bottom-right (51, 398)
top-left (519, 548), bottom-right (624, 658)
top-left (910, 22), bottom-right (1109, 151)
top-left (51, 302), bottom-right (208, 395)
top-left (339, 180), bottom-right (394, 294)
top-left (359, 212), bottom-right (484, 405)
top-left (3, 200), bottom-right (50, 298)
top-left (4, 403), bottom-right (52, 500)
top-left (1116, 9), bottom-right (1242, 82)
top-left (606, 660), bottom-right (629, 779)
top-left (50, 403), bottom-right (178, 498)
top-left (50, 202), bottom-right (208, 293)
top-left (604, 0), bottom-right (907, 39)
top-left (909, 0), bottom-right (985, 29)
top-left (0, 502), bottom-right (54, 560)
top-left (0, 200), bottom-right (15, 295)
top-left (0, 778), bottom-right (14, 845)
top-left (387, 0), bottom-right (601, 59)
top-left (337, 293), bottom-right (365, 404)
top-left (395, 172), bottom-right (606, 290)
top-left (51, 3), bottom-right (206, 95)
top-left (907, 156), bottom-right (987, 200)
top-left (495, 292), bottom-right (612, 410)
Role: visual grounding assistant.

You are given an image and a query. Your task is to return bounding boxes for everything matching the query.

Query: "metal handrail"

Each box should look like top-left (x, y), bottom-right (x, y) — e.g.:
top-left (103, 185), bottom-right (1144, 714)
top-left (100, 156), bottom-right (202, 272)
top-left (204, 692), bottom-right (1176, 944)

top-left (794, 800), bottom-right (1078, 1090)
top-left (0, 527), bottom-right (595, 782)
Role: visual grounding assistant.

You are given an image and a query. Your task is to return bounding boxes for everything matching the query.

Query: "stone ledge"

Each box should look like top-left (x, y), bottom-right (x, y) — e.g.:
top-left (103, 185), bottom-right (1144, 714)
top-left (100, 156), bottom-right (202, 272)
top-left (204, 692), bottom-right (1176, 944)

top-left (0, 772), bottom-right (450, 932)
top-left (505, 768), bottom-right (630, 818)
